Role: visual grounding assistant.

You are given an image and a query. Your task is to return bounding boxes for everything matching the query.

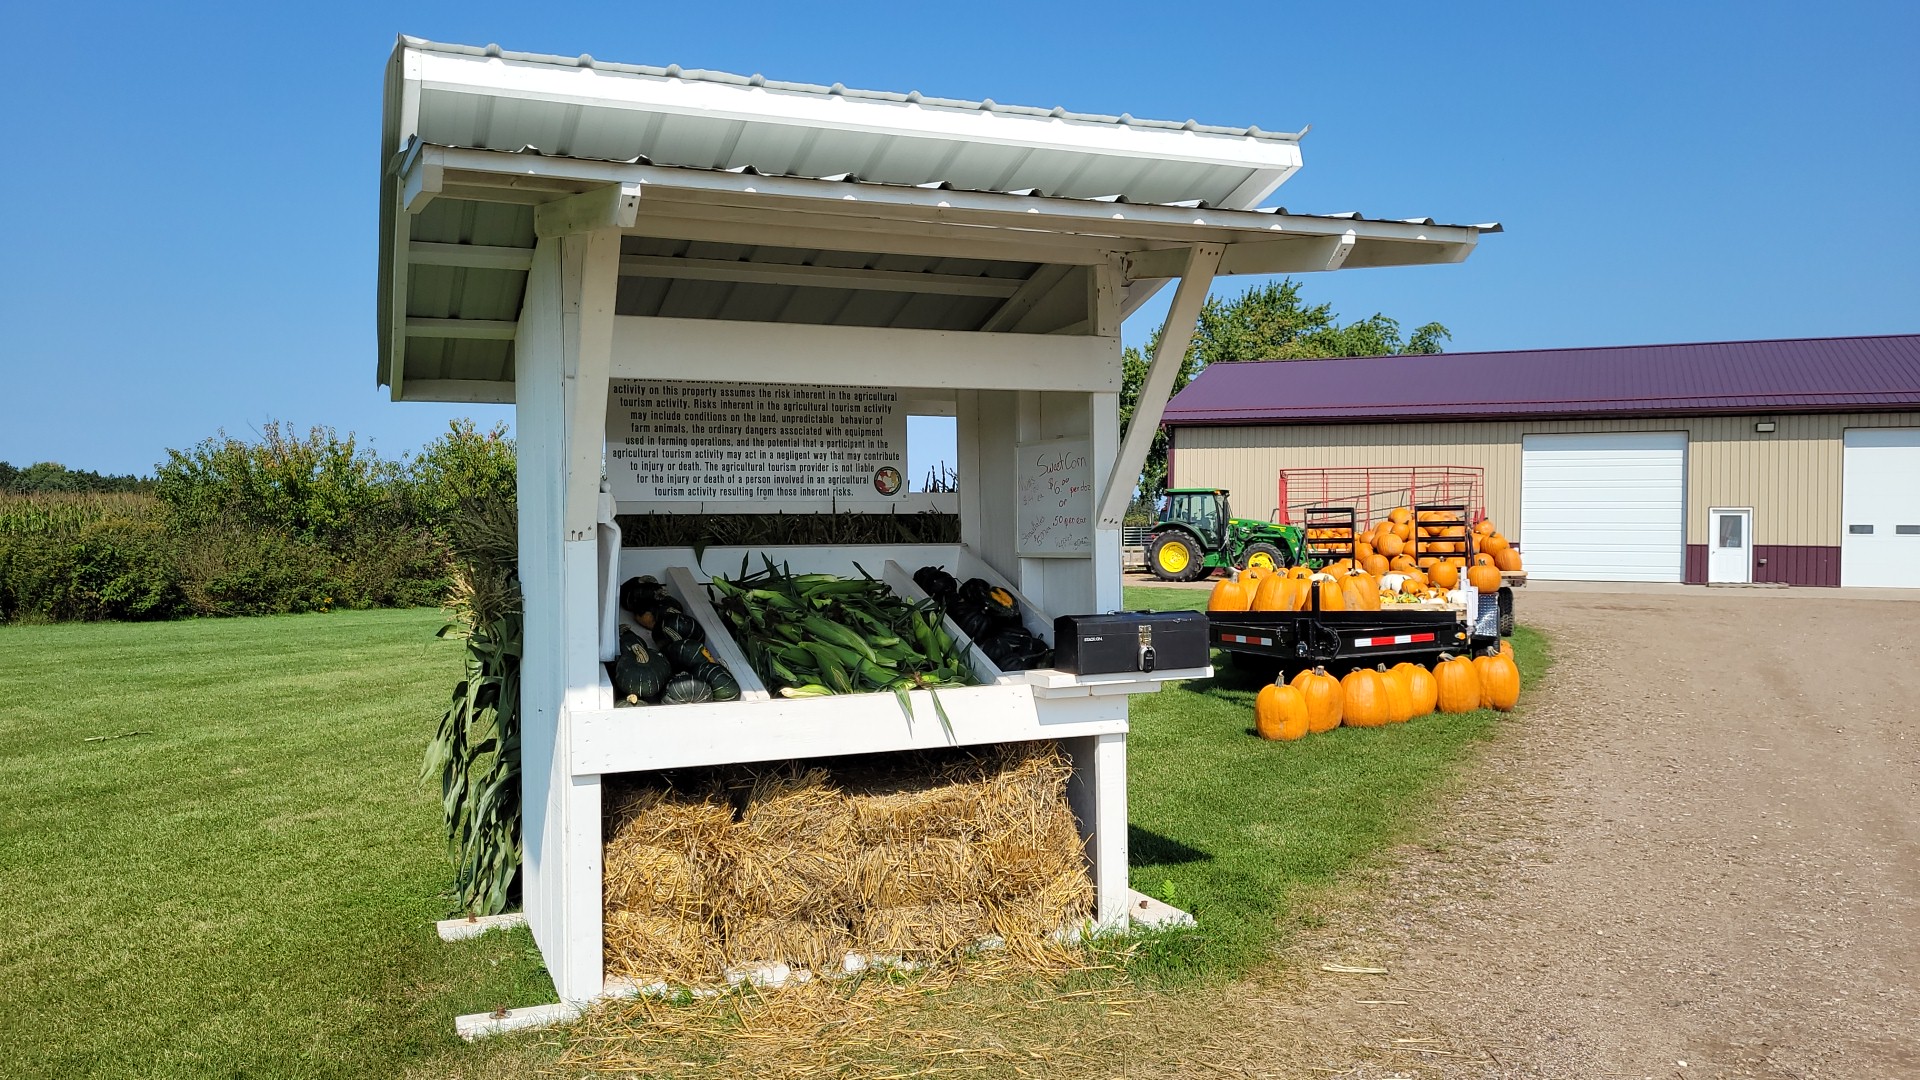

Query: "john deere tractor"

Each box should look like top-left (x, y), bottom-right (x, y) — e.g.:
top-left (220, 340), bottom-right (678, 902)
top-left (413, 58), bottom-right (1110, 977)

top-left (1145, 488), bottom-right (1303, 581)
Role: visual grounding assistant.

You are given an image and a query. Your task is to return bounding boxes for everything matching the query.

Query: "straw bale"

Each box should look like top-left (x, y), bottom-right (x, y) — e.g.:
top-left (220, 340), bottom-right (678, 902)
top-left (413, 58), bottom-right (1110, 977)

top-left (603, 911), bottom-right (719, 985)
top-left (849, 838), bottom-right (981, 907)
top-left (855, 901), bottom-right (989, 958)
top-left (721, 916), bottom-right (853, 973)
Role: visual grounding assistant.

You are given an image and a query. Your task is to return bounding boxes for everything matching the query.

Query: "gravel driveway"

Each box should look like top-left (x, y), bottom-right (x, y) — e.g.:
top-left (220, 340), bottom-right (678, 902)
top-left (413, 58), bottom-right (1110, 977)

top-left (1148, 583), bottom-right (1920, 1079)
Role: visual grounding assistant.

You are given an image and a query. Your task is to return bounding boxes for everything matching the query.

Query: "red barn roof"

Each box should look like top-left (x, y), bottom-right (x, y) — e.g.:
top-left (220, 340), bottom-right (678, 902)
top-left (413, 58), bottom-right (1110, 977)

top-left (1161, 333), bottom-right (1920, 426)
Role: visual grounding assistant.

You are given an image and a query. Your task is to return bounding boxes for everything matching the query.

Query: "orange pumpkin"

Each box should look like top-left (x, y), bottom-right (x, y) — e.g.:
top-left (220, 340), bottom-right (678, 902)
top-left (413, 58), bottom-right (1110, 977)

top-left (1341, 570), bottom-right (1382, 611)
top-left (1472, 552), bottom-right (1496, 568)
top-left (1494, 548), bottom-right (1524, 572)
top-left (1291, 667), bottom-right (1344, 732)
top-left (1255, 681), bottom-right (1311, 740)
top-left (1479, 533), bottom-right (1511, 556)
top-left (1251, 573), bottom-right (1289, 611)
top-left (1324, 559), bottom-right (1354, 576)
top-left (1208, 576), bottom-right (1252, 611)
top-left (1354, 540), bottom-right (1374, 561)
top-left (1376, 663), bottom-right (1413, 723)
top-left (1393, 661), bottom-right (1439, 717)
top-left (1375, 532), bottom-right (1404, 557)
top-left (1473, 518), bottom-right (1496, 537)
top-left (1340, 667), bottom-right (1394, 727)
top-left (1286, 564), bottom-right (1313, 580)
top-left (1429, 560), bottom-right (1460, 589)
top-left (1388, 506), bottom-right (1413, 525)
top-left (1474, 649), bottom-right (1522, 711)
top-left (1312, 574), bottom-right (1347, 611)
top-left (1361, 553), bottom-right (1390, 577)
top-left (1434, 653), bottom-right (1481, 714)
top-left (1466, 563), bottom-right (1502, 592)
top-left (1389, 553), bottom-right (1419, 573)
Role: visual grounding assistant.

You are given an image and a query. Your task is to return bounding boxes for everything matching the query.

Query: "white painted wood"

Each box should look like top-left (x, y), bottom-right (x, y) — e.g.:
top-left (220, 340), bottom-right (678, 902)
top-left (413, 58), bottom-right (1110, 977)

top-left (660, 567), bottom-right (772, 700)
top-left (1125, 889), bottom-right (1197, 929)
top-left (1023, 665), bottom-right (1212, 696)
top-left (406, 317), bottom-right (519, 340)
top-left (456, 1001), bottom-right (584, 1041)
top-left (1841, 428), bottom-right (1920, 587)
top-left (619, 255), bottom-right (1024, 297)
top-left (597, 507), bottom-right (621, 663)
top-left (437, 911), bottom-right (528, 942)
top-left (1126, 232), bottom-right (1360, 279)
top-left (622, 200), bottom-right (1117, 267)
top-left (401, 152), bottom-right (443, 213)
top-left (1520, 432), bottom-right (1687, 583)
top-left (979, 264), bottom-right (1076, 333)
top-left (396, 379), bottom-right (518, 404)
top-left (1089, 391), bottom-right (1123, 613)
top-left (570, 684), bottom-right (1127, 776)
top-left (1098, 245), bottom-right (1222, 527)
top-left (534, 183), bottom-right (643, 238)
top-left (408, 241), bottom-right (535, 271)
top-left (1060, 732), bottom-right (1131, 930)
top-left (1707, 507), bottom-right (1753, 584)
top-left (610, 317), bottom-right (1119, 393)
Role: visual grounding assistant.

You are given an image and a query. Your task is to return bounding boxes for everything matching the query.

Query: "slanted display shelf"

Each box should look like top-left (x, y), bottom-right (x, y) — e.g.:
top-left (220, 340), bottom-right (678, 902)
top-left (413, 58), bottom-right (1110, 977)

top-left (569, 542), bottom-right (1208, 778)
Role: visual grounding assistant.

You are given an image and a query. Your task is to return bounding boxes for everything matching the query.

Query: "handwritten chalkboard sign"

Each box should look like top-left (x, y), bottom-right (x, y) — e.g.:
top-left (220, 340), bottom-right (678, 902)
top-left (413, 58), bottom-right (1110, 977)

top-left (1016, 438), bottom-right (1094, 557)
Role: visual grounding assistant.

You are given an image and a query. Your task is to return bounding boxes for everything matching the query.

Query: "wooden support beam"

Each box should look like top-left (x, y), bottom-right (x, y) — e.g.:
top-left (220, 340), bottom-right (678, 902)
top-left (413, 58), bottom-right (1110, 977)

top-left (397, 378), bottom-right (517, 404)
top-left (534, 183), bottom-right (642, 239)
top-left (409, 241), bottom-right (536, 272)
top-left (1125, 233), bottom-right (1365, 280)
top-left (405, 317), bottom-right (520, 340)
top-left (617, 255), bottom-right (1023, 297)
top-left (1097, 244), bottom-right (1222, 528)
top-left (979, 264), bottom-right (1075, 332)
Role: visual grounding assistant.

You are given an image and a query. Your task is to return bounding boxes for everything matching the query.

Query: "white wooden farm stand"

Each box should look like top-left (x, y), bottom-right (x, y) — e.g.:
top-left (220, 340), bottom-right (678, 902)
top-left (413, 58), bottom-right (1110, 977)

top-left (376, 37), bottom-right (1494, 1005)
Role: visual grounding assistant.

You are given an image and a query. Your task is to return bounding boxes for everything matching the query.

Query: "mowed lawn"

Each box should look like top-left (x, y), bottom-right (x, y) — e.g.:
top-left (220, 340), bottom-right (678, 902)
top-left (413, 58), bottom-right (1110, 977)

top-left (0, 610), bottom-right (552, 1079)
top-left (1, 595), bottom-right (1549, 1077)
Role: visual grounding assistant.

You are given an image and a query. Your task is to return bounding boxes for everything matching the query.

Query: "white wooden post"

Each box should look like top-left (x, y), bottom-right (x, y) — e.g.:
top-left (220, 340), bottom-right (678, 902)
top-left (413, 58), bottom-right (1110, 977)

top-left (514, 223), bottom-right (621, 1003)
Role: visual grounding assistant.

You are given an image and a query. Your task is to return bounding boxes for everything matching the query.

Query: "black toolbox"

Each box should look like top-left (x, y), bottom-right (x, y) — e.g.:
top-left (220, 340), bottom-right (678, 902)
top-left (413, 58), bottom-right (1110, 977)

top-left (1051, 611), bottom-right (1211, 675)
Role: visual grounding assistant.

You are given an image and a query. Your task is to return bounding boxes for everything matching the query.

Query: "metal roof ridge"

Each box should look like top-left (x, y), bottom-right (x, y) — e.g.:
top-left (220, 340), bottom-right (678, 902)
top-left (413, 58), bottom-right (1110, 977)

top-left (1189, 331), bottom-right (1920, 367)
top-left (398, 35), bottom-right (1308, 144)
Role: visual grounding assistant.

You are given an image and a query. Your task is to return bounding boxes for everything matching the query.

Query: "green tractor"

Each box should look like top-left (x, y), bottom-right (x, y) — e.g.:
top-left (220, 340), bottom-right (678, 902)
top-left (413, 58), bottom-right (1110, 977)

top-left (1145, 488), bottom-right (1303, 582)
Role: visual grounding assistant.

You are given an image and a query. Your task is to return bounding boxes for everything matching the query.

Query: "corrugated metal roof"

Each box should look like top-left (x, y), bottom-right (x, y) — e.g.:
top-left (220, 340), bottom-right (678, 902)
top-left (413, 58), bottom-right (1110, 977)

top-left (1162, 334), bottom-right (1920, 425)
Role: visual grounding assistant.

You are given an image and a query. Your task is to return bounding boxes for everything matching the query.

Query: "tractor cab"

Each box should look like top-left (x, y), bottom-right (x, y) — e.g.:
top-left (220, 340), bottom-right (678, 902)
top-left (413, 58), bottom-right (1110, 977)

top-left (1160, 488), bottom-right (1230, 549)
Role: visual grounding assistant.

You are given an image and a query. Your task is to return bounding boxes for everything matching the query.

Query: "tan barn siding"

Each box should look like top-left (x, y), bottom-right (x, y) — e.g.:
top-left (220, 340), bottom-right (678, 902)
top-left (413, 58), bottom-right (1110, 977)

top-left (1170, 412), bottom-right (1919, 549)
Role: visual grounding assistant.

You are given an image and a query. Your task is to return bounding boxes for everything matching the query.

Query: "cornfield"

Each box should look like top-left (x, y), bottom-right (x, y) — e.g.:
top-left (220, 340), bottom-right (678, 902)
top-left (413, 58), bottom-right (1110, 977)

top-left (0, 492), bottom-right (160, 536)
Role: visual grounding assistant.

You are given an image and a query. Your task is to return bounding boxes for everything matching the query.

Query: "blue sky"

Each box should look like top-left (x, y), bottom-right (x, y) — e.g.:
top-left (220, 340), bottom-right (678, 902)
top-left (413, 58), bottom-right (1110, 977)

top-left (4, 1), bottom-right (1916, 476)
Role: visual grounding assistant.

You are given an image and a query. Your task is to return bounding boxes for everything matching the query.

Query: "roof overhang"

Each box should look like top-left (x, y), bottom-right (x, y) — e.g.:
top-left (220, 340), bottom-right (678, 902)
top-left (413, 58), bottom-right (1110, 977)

top-left (377, 38), bottom-right (1497, 402)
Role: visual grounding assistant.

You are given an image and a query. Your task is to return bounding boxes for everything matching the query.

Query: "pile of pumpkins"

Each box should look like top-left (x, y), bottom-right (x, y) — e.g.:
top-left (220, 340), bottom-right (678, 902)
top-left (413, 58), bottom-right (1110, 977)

top-left (1210, 508), bottom-right (1521, 612)
top-left (1254, 647), bottom-right (1521, 741)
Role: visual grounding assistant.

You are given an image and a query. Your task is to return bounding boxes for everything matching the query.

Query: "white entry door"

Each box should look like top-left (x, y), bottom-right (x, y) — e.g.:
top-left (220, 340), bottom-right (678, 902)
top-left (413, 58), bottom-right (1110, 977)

top-left (1707, 507), bottom-right (1752, 583)
top-left (1520, 431), bottom-right (1688, 581)
top-left (1842, 428), bottom-right (1920, 588)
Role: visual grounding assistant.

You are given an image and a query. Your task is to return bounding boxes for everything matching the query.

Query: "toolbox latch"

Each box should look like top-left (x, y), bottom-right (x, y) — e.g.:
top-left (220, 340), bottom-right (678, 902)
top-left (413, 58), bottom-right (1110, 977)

top-left (1137, 623), bottom-right (1156, 673)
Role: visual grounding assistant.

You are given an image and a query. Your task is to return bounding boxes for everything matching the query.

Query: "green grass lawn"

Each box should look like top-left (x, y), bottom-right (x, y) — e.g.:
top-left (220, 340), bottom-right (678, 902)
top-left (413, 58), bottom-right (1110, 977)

top-left (2, 596), bottom-right (1549, 1076)
top-left (0, 610), bottom-right (553, 1080)
top-left (1119, 585), bottom-right (1550, 982)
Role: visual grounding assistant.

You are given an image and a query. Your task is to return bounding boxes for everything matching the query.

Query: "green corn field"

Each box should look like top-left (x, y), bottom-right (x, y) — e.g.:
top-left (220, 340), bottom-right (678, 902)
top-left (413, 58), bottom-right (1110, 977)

top-left (0, 492), bottom-right (160, 537)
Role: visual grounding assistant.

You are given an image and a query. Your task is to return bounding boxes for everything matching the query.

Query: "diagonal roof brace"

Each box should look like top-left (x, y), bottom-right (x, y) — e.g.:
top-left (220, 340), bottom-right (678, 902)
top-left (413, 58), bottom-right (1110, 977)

top-left (1097, 244), bottom-right (1223, 528)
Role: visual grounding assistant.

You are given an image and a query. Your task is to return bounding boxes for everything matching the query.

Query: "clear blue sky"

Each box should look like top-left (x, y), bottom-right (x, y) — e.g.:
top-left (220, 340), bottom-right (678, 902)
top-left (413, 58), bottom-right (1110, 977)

top-left (4, 1), bottom-right (1915, 476)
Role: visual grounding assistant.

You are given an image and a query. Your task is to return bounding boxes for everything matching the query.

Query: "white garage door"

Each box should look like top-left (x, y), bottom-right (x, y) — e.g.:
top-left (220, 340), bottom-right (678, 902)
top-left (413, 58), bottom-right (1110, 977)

top-left (1842, 428), bottom-right (1920, 588)
top-left (1521, 432), bottom-right (1687, 582)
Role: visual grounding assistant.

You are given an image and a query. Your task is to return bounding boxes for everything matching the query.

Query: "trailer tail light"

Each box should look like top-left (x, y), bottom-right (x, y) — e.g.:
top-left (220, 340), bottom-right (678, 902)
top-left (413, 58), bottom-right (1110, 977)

top-left (1220, 633), bottom-right (1275, 647)
top-left (1351, 632), bottom-right (1437, 648)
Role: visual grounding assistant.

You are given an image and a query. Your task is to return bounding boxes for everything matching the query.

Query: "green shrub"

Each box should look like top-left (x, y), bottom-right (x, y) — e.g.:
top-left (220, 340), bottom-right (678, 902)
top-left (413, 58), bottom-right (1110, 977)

top-left (0, 497), bottom-right (185, 622)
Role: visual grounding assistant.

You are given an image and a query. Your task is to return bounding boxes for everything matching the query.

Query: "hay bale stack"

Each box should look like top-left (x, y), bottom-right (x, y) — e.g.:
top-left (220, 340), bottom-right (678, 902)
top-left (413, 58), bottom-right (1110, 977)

top-left (601, 742), bottom-right (1094, 986)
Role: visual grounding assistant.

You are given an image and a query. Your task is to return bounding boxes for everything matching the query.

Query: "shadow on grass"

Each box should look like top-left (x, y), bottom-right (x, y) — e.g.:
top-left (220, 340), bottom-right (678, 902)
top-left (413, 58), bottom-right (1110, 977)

top-left (1128, 824), bottom-right (1211, 868)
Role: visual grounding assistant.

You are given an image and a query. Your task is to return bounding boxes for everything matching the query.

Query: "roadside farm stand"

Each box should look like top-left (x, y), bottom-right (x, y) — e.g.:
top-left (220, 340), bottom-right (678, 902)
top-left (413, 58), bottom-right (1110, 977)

top-left (375, 36), bottom-right (1494, 1003)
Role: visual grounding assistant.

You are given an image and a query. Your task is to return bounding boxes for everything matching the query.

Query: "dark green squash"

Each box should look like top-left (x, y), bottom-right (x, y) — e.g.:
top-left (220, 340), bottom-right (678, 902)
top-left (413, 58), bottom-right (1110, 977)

top-left (632, 596), bottom-right (684, 631)
top-left (653, 611), bottom-right (703, 643)
top-left (613, 637), bottom-right (671, 701)
top-left (663, 636), bottom-right (717, 672)
top-left (660, 671), bottom-right (714, 705)
top-left (619, 575), bottom-right (667, 616)
top-left (693, 660), bottom-right (741, 702)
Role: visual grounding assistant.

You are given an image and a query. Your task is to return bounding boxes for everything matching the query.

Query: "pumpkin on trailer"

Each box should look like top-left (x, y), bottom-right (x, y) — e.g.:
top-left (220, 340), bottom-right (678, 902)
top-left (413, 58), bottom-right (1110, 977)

top-left (1375, 531), bottom-right (1405, 557)
top-left (1255, 681), bottom-right (1310, 741)
top-left (1389, 553), bottom-right (1419, 574)
top-left (1311, 573), bottom-right (1347, 611)
top-left (1392, 661), bottom-right (1439, 717)
top-left (1479, 532), bottom-right (1511, 556)
top-left (1473, 518), bottom-right (1496, 537)
top-left (1209, 576), bottom-right (1253, 612)
top-left (1341, 570), bottom-right (1381, 611)
top-left (1467, 563), bottom-right (1502, 593)
top-left (1475, 648), bottom-right (1522, 710)
top-left (1340, 667), bottom-right (1393, 727)
top-left (1376, 663), bottom-right (1413, 722)
top-left (1434, 652), bottom-right (1481, 713)
top-left (1291, 667), bottom-right (1344, 732)
top-left (1361, 553), bottom-right (1389, 577)
top-left (1429, 560), bottom-right (1460, 589)
top-left (1251, 573), bottom-right (1288, 611)
top-left (1494, 548), bottom-right (1524, 572)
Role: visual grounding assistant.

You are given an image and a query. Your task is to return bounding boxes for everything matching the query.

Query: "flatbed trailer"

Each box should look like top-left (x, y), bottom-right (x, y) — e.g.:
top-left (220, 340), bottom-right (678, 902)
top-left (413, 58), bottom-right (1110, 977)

top-left (1210, 589), bottom-right (1507, 676)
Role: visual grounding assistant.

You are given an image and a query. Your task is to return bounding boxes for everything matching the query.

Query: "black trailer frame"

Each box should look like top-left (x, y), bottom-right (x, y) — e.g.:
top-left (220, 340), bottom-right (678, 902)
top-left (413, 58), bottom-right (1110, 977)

top-left (1210, 586), bottom-right (1505, 676)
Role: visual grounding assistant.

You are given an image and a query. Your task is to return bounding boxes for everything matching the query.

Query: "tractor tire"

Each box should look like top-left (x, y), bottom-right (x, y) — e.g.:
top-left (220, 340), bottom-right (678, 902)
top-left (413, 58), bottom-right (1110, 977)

top-left (1147, 531), bottom-right (1207, 582)
top-left (1238, 541), bottom-right (1290, 574)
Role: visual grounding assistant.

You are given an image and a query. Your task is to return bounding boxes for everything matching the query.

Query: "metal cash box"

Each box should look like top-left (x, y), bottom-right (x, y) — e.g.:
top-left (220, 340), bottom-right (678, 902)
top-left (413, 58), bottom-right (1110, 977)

top-left (1050, 611), bottom-right (1210, 675)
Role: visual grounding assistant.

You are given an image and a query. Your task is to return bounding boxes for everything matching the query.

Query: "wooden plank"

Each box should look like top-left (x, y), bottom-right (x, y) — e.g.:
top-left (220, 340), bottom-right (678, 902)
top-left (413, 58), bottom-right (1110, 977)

top-left (618, 255), bottom-right (1023, 298)
top-left (409, 241), bottom-right (536, 271)
top-left (534, 183), bottom-right (642, 238)
top-left (610, 316), bottom-right (1119, 393)
top-left (978, 264), bottom-right (1075, 333)
top-left (1097, 244), bottom-right (1222, 527)
top-left (661, 567), bottom-right (771, 700)
top-left (405, 317), bottom-right (519, 340)
top-left (398, 378), bottom-right (516, 403)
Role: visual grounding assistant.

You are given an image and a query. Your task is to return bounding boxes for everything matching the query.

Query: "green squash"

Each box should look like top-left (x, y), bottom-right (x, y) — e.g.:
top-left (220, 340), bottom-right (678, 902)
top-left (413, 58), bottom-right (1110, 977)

top-left (664, 636), bottom-right (717, 672)
top-left (660, 671), bottom-right (714, 705)
top-left (613, 637), bottom-right (671, 702)
top-left (654, 611), bottom-right (703, 643)
top-left (693, 660), bottom-right (741, 702)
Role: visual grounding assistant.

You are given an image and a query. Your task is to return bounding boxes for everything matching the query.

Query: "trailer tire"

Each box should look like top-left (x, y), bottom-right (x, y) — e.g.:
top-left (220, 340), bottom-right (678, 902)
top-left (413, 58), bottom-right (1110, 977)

top-left (1238, 541), bottom-right (1290, 573)
top-left (1498, 587), bottom-right (1515, 636)
top-left (1148, 531), bottom-right (1208, 582)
